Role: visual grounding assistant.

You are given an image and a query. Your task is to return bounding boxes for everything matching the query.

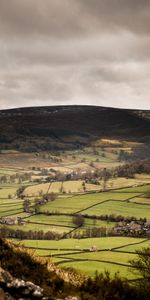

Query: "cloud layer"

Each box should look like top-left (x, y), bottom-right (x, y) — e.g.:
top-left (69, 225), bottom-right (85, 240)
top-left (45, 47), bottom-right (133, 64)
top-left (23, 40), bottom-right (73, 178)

top-left (0, 0), bottom-right (150, 109)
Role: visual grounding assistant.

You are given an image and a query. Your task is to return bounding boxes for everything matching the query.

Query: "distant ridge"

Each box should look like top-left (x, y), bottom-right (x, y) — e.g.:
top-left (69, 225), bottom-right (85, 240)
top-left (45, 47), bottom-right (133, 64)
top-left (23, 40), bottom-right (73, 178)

top-left (0, 105), bottom-right (149, 151)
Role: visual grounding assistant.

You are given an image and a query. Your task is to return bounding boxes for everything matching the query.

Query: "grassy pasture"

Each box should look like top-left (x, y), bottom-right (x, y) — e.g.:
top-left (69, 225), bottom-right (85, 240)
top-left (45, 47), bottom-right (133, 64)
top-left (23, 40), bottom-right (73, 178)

top-left (83, 200), bottom-right (150, 220)
top-left (4, 223), bottom-right (71, 234)
top-left (0, 208), bottom-right (23, 217)
top-left (117, 239), bottom-right (150, 252)
top-left (60, 260), bottom-right (133, 278)
top-left (135, 174), bottom-right (150, 180)
top-left (0, 156), bottom-right (149, 279)
top-left (0, 201), bottom-right (23, 207)
top-left (105, 178), bottom-right (150, 190)
top-left (24, 214), bottom-right (115, 231)
top-left (114, 184), bottom-right (150, 193)
top-left (0, 203), bottom-right (23, 212)
top-left (23, 180), bottom-right (150, 199)
top-left (23, 180), bottom-right (102, 196)
top-left (0, 198), bottom-right (23, 204)
top-left (0, 168), bottom-right (17, 175)
top-left (57, 251), bottom-right (135, 267)
top-left (63, 180), bottom-right (100, 193)
top-left (0, 187), bottom-right (18, 198)
top-left (13, 237), bottom-right (145, 251)
top-left (129, 197), bottom-right (150, 204)
top-left (11, 212), bottom-right (31, 218)
top-left (26, 214), bottom-right (75, 226)
top-left (34, 249), bottom-right (80, 257)
top-left (12, 237), bottom-right (147, 278)
top-left (40, 191), bottom-right (140, 214)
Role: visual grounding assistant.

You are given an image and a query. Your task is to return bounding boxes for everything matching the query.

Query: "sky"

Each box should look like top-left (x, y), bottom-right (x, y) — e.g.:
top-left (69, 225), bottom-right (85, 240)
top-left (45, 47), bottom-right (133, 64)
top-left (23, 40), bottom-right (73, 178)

top-left (0, 0), bottom-right (150, 110)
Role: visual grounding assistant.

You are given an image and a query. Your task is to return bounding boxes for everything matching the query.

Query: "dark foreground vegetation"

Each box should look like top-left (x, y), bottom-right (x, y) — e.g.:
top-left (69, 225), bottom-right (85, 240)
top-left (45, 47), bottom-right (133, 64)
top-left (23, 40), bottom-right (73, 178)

top-left (0, 238), bottom-right (150, 299)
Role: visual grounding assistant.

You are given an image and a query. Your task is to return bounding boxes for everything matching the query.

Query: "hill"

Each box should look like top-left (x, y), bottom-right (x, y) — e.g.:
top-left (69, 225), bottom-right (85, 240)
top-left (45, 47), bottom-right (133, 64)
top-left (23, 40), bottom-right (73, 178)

top-left (0, 105), bottom-right (149, 151)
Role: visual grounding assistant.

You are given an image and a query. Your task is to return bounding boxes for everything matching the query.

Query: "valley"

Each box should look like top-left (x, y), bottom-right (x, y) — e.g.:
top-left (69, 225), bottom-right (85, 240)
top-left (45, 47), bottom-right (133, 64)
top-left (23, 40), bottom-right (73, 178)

top-left (0, 106), bottom-right (150, 281)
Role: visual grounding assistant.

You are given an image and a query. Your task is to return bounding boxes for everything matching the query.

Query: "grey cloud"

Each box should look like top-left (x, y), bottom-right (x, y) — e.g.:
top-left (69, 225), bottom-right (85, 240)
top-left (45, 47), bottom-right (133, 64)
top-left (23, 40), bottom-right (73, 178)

top-left (79, 0), bottom-right (150, 35)
top-left (0, 1), bottom-right (150, 110)
top-left (0, 0), bottom-right (83, 37)
top-left (0, 0), bottom-right (150, 37)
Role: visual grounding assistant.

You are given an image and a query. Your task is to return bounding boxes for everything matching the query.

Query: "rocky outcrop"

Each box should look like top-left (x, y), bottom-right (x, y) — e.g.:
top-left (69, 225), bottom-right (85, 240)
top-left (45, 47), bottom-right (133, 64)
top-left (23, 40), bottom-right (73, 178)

top-left (0, 267), bottom-right (44, 299)
top-left (0, 267), bottom-right (80, 300)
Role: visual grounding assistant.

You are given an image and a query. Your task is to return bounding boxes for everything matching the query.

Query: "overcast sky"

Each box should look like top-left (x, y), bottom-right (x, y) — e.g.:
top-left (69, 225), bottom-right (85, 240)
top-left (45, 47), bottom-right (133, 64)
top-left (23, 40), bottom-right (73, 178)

top-left (0, 0), bottom-right (150, 110)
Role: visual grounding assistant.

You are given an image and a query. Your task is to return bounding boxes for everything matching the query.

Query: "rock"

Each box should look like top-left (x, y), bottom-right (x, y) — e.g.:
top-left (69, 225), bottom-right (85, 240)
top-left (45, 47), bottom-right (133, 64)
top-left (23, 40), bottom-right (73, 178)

top-left (7, 278), bottom-right (26, 288)
top-left (26, 281), bottom-right (36, 290)
top-left (0, 267), bottom-right (13, 284)
top-left (0, 267), bottom-right (44, 299)
top-left (0, 266), bottom-right (79, 300)
top-left (33, 289), bottom-right (43, 297)
top-left (65, 297), bottom-right (80, 300)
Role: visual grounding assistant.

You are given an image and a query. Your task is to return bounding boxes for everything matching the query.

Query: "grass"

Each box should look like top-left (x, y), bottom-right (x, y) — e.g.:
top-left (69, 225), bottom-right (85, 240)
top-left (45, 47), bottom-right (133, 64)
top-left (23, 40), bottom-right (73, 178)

top-left (129, 197), bottom-right (150, 204)
top-left (3, 223), bottom-right (72, 234)
top-left (13, 237), bottom-right (145, 251)
top-left (83, 200), bottom-right (150, 220)
top-left (1, 214), bottom-right (115, 235)
top-left (114, 184), bottom-right (150, 193)
top-left (23, 180), bottom-right (102, 196)
top-left (40, 191), bottom-right (140, 214)
top-left (117, 240), bottom-right (150, 252)
top-left (60, 260), bottom-right (134, 278)
top-left (60, 250), bottom-right (136, 265)
top-left (0, 199), bottom-right (23, 205)
top-left (20, 214), bottom-right (115, 234)
top-left (0, 187), bottom-right (18, 198)
top-left (0, 157), bottom-right (149, 279)
top-left (23, 180), bottom-right (150, 197)
top-left (0, 208), bottom-right (23, 217)
top-left (12, 237), bottom-right (147, 278)
top-left (0, 204), bottom-right (23, 212)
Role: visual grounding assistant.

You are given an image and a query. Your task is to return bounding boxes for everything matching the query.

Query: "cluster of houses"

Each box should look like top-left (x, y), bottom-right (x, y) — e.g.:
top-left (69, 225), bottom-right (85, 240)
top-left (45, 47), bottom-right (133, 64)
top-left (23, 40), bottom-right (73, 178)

top-left (114, 220), bottom-right (150, 237)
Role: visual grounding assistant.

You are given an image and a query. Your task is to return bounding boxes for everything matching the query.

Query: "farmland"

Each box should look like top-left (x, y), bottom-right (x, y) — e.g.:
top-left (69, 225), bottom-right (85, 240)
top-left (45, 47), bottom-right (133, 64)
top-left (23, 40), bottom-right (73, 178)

top-left (0, 141), bottom-right (150, 279)
top-left (13, 237), bottom-right (150, 278)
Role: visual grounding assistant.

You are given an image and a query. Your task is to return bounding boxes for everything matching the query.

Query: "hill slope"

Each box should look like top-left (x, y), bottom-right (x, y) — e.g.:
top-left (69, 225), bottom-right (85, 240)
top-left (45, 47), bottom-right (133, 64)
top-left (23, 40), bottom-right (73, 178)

top-left (0, 105), bottom-right (149, 151)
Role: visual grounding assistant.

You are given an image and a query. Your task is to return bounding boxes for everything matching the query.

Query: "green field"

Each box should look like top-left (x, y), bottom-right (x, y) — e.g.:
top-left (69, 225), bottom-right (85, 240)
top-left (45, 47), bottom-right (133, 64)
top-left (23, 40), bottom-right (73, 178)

top-left (129, 197), bottom-right (150, 204)
top-left (0, 186), bottom-right (18, 198)
top-left (83, 200), bottom-right (150, 219)
top-left (40, 191), bottom-right (141, 214)
top-left (17, 214), bottom-right (115, 234)
top-left (12, 237), bottom-right (150, 278)
top-left (0, 159), bottom-right (150, 279)
top-left (13, 236), bottom-right (146, 251)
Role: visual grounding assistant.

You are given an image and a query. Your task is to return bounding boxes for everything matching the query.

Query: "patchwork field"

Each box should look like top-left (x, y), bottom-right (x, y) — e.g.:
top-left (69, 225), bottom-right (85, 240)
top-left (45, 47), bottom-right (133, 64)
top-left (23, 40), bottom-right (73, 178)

top-left (23, 178), bottom-right (150, 197)
top-left (0, 148), bottom-right (150, 279)
top-left (13, 237), bottom-right (150, 278)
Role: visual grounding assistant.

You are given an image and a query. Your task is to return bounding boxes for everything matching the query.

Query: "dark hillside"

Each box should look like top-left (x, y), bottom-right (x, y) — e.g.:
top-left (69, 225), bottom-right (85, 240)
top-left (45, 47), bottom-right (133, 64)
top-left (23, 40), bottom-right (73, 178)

top-left (0, 105), bottom-right (149, 151)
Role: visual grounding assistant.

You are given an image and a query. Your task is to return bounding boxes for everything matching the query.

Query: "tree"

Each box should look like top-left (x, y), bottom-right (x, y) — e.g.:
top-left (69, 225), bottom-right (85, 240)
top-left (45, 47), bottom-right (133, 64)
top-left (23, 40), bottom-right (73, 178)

top-left (23, 199), bottom-right (31, 213)
top-left (82, 181), bottom-right (86, 192)
top-left (73, 214), bottom-right (84, 227)
top-left (16, 186), bottom-right (25, 199)
top-left (44, 192), bottom-right (57, 202)
top-left (34, 199), bottom-right (40, 214)
top-left (129, 247), bottom-right (150, 294)
top-left (102, 168), bottom-right (111, 191)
